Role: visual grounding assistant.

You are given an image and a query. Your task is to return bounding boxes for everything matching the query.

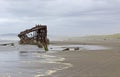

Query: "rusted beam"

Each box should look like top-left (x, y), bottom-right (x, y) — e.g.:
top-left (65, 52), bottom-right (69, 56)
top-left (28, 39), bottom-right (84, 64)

top-left (18, 24), bottom-right (49, 51)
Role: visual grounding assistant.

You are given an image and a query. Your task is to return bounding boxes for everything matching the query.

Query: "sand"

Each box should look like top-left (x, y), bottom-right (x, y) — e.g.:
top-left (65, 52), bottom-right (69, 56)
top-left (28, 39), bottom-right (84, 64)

top-left (0, 37), bottom-right (120, 77)
top-left (45, 38), bottom-right (120, 77)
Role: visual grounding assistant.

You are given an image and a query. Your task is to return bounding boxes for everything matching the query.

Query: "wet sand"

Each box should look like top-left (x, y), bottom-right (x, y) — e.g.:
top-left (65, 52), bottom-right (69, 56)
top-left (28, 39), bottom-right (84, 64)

top-left (45, 38), bottom-right (120, 77)
top-left (0, 38), bottom-right (120, 77)
top-left (0, 41), bottom-right (72, 77)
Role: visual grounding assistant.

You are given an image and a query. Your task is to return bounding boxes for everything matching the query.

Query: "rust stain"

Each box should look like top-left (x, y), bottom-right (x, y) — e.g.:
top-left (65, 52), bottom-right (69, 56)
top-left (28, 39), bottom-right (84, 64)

top-left (18, 24), bottom-right (49, 51)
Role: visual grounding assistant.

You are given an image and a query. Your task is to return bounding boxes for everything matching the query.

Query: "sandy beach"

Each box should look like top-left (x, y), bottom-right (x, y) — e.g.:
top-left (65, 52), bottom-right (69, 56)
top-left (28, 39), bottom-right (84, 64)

top-left (0, 37), bottom-right (120, 77)
top-left (45, 37), bottom-right (120, 77)
top-left (0, 0), bottom-right (120, 76)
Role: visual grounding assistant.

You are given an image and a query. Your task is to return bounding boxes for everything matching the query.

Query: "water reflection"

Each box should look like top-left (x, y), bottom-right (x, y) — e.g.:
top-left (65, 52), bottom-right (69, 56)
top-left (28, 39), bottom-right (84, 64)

top-left (0, 51), bottom-right (72, 77)
top-left (0, 44), bottom-right (108, 77)
top-left (49, 45), bottom-right (108, 51)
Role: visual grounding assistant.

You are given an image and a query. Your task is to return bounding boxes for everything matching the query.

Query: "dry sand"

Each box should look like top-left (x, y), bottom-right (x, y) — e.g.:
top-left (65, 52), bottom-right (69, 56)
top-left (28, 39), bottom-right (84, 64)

top-left (45, 38), bottom-right (120, 77)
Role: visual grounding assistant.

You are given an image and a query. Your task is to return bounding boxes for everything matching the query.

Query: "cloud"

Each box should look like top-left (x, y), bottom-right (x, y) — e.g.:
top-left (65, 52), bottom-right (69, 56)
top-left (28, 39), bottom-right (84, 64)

top-left (0, 0), bottom-right (120, 36)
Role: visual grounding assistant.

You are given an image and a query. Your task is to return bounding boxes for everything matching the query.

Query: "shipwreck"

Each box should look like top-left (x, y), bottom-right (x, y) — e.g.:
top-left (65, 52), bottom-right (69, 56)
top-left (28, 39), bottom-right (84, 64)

top-left (18, 24), bottom-right (49, 51)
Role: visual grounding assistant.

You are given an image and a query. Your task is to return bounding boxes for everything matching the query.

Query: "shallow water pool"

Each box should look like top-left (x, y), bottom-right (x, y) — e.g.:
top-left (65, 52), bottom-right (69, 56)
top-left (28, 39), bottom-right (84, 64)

top-left (48, 44), bottom-right (108, 51)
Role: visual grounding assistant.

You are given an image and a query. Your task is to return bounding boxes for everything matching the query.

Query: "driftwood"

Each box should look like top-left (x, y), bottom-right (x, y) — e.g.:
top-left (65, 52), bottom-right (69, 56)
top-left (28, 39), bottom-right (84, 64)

top-left (18, 24), bottom-right (49, 51)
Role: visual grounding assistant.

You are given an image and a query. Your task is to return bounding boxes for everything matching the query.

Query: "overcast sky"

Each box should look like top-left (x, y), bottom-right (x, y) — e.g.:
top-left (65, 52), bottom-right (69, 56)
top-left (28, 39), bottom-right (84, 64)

top-left (0, 0), bottom-right (120, 36)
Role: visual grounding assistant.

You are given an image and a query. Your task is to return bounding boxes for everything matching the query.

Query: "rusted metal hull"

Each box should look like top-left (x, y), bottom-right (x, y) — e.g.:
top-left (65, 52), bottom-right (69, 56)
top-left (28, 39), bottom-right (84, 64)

top-left (18, 24), bottom-right (49, 51)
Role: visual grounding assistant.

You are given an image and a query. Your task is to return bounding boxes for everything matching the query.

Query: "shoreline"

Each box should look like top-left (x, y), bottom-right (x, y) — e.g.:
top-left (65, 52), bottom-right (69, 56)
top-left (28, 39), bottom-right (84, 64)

top-left (45, 39), bottom-right (120, 77)
top-left (0, 38), bottom-right (120, 77)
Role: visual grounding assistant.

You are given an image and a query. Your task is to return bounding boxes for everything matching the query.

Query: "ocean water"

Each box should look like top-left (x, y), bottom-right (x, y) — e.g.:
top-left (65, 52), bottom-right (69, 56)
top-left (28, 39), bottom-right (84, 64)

top-left (0, 35), bottom-right (19, 40)
top-left (0, 50), bottom-right (72, 77)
